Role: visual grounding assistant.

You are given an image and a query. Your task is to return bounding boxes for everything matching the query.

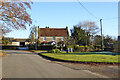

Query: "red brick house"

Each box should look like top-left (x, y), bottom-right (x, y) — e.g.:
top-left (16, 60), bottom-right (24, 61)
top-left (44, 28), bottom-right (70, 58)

top-left (38, 26), bottom-right (69, 45)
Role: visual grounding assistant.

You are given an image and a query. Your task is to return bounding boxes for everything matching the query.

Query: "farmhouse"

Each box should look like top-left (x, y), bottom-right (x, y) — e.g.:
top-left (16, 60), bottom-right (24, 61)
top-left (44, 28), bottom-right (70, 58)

top-left (38, 26), bottom-right (69, 46)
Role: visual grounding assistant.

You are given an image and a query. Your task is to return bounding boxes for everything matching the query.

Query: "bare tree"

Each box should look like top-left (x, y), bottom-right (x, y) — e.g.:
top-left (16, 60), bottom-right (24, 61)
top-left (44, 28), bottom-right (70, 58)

top-left (78, 21), bottom-right (99, 37)
top-left (77, 21), bottom-right (99, 45)
top-left (0, 1), bottom-right (33, 34)
top-left (29, 25), bottom-right (38, 50)
top-left (29, 31), bottom-right (35, 44)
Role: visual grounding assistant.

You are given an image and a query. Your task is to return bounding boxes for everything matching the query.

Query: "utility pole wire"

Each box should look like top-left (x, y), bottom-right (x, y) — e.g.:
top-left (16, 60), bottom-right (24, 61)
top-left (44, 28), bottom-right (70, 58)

top-left (76, 0), bottom-right (118, 51)
top-left (76, 0), bottom-right (99, 19)
top-left (77, 0), bottom-right (119, 21)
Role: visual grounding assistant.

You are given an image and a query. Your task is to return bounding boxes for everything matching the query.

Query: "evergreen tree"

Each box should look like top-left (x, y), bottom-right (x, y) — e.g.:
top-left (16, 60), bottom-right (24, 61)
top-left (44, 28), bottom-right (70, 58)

top-left (71, 26), bottom-right (88, 45)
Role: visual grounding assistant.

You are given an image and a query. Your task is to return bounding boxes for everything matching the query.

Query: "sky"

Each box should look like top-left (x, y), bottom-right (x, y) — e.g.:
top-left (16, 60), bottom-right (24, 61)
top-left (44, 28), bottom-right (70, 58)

top-left (5, 2), bottom-right (118, 39)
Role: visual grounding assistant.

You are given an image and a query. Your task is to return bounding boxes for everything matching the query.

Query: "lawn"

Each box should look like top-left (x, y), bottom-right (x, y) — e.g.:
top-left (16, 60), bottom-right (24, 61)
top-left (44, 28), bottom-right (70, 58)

top-left (40, 52), bottom-right (119, 63)
top-left (0, 51), bottom-right (6, 56)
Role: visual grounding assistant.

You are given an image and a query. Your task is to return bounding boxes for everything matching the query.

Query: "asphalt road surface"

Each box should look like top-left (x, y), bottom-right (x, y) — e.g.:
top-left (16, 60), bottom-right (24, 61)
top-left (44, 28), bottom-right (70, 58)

top-left (2, 50), bottom-right (118, 78)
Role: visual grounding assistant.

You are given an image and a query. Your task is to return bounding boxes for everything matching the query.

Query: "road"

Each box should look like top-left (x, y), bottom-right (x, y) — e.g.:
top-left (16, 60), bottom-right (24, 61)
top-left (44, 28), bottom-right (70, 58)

top-left (2, 50), bottom-right (118, 78)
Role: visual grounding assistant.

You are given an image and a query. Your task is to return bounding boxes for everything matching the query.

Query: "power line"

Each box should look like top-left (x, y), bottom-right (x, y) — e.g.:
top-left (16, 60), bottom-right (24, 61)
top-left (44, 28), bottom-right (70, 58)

top-left (76, 0), bottom-right (99, 19)
top-left (76, 0), bottom-right (119, 21)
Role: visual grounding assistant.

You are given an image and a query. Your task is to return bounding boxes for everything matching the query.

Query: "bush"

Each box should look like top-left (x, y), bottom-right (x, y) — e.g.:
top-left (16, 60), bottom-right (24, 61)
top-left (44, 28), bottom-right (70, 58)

top-left (74, 46), bottom-right (85, 52)
top-left (62, 45), bottom-right (68, 51)
top-left (56, 46), bottom-right (63, 50)
top-left (2, 46), bottom-right (18, 50)
top-left (37, 45), bottom-right (55, 50)
top-left (84, 45), bottom-right (88, 52)
top-left (13, 47), bottom-right (18, 50)
top-left (113, 41), bottom-right (119, 53)
top-left (48, 49), bottom-right (61, 53)
top-left (88, 45), bottom-right (95, 51)
top-left (55, 49), bottom-right (61, 53)
top-left (68, 45), bottom-right (75, 49)
top-left (73, 45), bottom-right (94, 52)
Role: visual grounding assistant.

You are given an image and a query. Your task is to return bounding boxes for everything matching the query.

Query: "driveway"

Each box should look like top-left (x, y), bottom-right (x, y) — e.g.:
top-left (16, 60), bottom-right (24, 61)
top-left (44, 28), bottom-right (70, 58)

top-left (2, 50), bottom-right (118, 78)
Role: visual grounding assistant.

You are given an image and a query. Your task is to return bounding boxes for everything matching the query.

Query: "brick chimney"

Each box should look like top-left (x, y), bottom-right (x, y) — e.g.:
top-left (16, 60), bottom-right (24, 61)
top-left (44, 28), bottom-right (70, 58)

top-left (45, 26), bottom-right (49, 28)
top-left (38, 26), bottom-right (39, 29)
top-left (66, 26), bottom-right (68, 30)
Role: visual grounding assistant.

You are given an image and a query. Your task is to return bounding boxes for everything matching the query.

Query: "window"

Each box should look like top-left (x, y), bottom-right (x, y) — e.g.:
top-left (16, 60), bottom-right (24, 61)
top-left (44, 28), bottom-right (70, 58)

top-left (62, 37), bottom-right (65, 41)
top-left (43, 37), bottom-right (46, 41)
top-left (53, 37), bottom-right (56, 41)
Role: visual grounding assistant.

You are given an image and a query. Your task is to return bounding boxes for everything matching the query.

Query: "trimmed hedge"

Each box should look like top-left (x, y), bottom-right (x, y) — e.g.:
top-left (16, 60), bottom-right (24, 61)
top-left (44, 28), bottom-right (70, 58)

top-left (2, 46), bottom-right (19, 50)
top-left (75, 46), bottom-right (85, 52)
top-left (37, 45), bottom-right (55, 50)
top-left (67, 45), bottom-right (95, 52)
top-left (2, 45), bottom-right (56, 50)
top-left (28, 45), bottom-right (56, 50)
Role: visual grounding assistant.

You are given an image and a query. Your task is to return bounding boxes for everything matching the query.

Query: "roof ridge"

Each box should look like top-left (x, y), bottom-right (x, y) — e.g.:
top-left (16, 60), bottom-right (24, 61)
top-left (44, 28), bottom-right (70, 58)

top-left (40, 28), bottom-right (66, 29)
top-left (39, 27), bottom-right (68, 37)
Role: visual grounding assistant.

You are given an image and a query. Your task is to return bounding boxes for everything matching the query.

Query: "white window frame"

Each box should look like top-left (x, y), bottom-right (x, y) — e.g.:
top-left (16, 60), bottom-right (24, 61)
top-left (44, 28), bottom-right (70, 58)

top-left (62, 37), bottom-right (65, 41)
top-left (53, 36), bottom-right (56, 41)
top-left (43, 37), bottom-right (46, 41)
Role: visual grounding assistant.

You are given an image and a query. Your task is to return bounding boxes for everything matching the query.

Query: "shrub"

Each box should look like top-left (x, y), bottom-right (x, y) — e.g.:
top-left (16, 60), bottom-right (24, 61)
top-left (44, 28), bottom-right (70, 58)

top-left (13, 47), bottom-right (17, 50)
top-left (55, 49), bottom-right (61, 53)
top-left (48, 49), bottom-right (61, 53)
top-left (63, 45), bottom-right (68, 51)
top-left (56, 46), bottom-right (60, 49)
top-left (89, 45), bottom-right (94, 49)
top-left (88, 45), bottom-right (95, 51)
top-left (74, 46), bottom-right (85, 52)
top-left (84, 45), bottom-right (88, 52)
top-left (37, 45), bottom-right (56, 50)
top-left (2, 46), bottom-right (18, 50)
top-left (56, 46), bottom-right (63, 51)
top-left (113, 41), bottom-right (119, 53)
top-left (68, 45), bottom-right (75, 49)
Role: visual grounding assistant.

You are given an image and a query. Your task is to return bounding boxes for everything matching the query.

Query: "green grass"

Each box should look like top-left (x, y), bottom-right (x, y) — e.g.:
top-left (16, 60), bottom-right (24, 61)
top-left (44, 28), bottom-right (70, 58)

top-left (0, 51), bottom-right (6, 56)
top-left (40, 53), bottom-right (119, 63)
top-left (0, 51), bottom-right (4, 53)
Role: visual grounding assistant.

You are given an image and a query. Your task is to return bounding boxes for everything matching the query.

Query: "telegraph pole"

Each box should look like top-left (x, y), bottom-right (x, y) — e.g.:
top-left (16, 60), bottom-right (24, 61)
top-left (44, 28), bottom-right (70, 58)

top-left (100, 19), bottom-right (103, 50)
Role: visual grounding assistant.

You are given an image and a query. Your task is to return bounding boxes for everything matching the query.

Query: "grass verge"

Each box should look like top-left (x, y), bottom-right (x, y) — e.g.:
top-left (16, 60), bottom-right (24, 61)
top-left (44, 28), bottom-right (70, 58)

top-left (40, 53), bottom-right (119, 63)
top-left (0, 51), bottom-right (6, 57)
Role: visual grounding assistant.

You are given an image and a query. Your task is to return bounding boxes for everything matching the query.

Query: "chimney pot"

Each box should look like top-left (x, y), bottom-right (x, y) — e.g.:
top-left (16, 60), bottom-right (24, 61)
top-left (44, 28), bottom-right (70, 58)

top-left (66, 26), bottom-right (68, 30)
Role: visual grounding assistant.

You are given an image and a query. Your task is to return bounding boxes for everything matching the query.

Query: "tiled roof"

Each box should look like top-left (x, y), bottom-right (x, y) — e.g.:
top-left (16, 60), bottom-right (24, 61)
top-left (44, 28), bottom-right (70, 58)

top-left (39, 27), bottom-right (68, 37)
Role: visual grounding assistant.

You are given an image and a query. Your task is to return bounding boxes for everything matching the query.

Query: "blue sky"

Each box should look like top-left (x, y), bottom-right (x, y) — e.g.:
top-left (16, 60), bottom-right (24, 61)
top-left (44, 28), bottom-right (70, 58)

top-left (5, 2), bottom-right (118, 39)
